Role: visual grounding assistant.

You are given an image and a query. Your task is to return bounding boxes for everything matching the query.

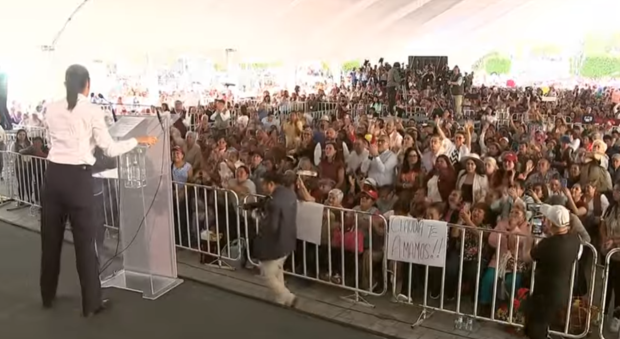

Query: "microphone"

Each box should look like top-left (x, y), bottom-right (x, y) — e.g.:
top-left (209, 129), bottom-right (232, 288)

top-left (98, 94), bottom-right (117, 122)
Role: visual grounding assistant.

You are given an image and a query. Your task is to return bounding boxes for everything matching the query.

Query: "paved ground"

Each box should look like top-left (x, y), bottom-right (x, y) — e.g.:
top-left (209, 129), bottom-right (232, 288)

top-left (0, 224), bottom-right (385, 339)
top-left (5, 202), bottom-right (607, 339)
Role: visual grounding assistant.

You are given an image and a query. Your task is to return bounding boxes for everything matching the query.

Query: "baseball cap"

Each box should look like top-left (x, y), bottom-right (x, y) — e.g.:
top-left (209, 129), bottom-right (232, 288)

top-left (503, 152), bottom-right (518, 163)
top-left (362, 190), bottom-right (379, 200)
top-left (540, 204), bottom-right (570, 228)
top-left (363, 178), bottom-right (378, 188)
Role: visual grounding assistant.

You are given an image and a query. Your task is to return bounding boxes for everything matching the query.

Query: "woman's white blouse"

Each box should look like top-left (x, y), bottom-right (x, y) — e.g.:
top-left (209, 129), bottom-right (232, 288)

top-left (45, 94), bottom-right (138, 165)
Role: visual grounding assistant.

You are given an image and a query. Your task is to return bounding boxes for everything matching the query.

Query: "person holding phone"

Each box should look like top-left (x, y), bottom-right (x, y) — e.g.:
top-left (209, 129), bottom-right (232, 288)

top-left (522, 204), bottom-right (581, 339)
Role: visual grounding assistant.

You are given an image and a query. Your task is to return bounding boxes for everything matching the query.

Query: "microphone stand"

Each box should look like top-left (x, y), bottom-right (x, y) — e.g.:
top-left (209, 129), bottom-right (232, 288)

top-left (97, 94), bottom-right (117, 122)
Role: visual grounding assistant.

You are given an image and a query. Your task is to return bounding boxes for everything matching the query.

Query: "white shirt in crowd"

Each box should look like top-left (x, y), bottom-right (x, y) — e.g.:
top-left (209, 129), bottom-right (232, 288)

top-left (236, 115), bottom-right (249, 128)
top-left (361, 149), bottom-right (398, 186)
top-left (210, 110), bottom-right (231, 122)
top-left (421, 139), bottom-right (456, 172)
top-left (346, 148), bottom-right (369, 174)
top-left (457, 144), bottom-right (471, 160)
top-left (261, 116), bottom-right (280, 129)
top-left (569, 138), bottom-right (581, 152)
top-left (592, 195), bottom-right (610, 217)
top-left (388, 131), bottom-right (403, 150)
top-left (45, 94), bottom-right (138, 165)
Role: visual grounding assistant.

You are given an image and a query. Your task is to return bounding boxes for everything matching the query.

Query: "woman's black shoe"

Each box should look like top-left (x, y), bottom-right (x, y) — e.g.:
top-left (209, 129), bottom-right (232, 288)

top-left (83, 299), bottom-right (111, 318)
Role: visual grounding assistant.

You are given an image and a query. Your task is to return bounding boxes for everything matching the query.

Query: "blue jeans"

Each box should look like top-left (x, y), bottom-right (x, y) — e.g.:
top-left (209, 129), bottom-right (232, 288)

top-left (479, 267), bottom-right (522, 305)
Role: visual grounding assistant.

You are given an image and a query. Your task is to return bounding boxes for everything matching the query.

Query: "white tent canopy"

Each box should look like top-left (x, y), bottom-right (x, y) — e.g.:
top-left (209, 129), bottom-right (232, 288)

top-left (1, 0), bottom-right (596, 64)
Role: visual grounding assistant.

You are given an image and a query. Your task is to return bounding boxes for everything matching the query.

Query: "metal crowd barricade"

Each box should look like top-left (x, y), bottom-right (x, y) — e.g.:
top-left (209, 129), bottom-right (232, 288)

top-left (496, 109), bottom-right (510, 128)
top-left (599, 247), bottom-right (620, 339)
top-left (391, 222), bottom-right (597, 338)
top-left (171, 181), bottom-right (242, 269)
top-left (306, 110), bottom-right (337, 121)
top-left (243, 194), bottom-right (389, 307)
top-left (313, 101), bottom-right (337, 112)
top-left (100, 178), bottom-right (244, 269)
top-left (278, 101), bottom-right (307, 113)
top-left (0, 152), bottom-right (47, 217)
top-left (349, 103), bottom-right (368, 119)
top-left (0, 151), bottom-right (15, 204)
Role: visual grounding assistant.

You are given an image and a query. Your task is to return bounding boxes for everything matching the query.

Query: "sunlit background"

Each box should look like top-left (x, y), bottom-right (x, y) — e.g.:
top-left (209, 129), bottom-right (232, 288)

top-left (1, 0), bottom-right (619, 105)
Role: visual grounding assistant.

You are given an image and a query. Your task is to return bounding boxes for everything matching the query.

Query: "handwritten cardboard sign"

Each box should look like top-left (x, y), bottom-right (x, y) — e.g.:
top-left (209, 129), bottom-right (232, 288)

top-left (387, 216), bottom-right (447, 268)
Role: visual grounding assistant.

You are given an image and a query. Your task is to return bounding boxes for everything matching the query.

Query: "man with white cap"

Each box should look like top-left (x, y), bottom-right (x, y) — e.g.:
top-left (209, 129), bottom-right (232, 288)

top-left (523, 204), bottom-right (581, 339)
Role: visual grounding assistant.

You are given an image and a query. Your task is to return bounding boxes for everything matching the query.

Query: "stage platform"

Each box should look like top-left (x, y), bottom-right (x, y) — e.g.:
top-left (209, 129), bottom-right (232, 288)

top-left (0, 224), bottom-right (385, 339)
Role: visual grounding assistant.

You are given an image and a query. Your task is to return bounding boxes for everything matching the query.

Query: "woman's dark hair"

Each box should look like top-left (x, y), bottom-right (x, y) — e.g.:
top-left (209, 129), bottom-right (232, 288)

top-left (532, 183), bottom-right (549, 201)
top-left (393, 196), bottom-right (411, 215)
top-left (435, 154), bottom-right (455, 174)
top-left (262, 171), bottom-right (282, 186)
top-left (65, 64), bottom-right (90, 111)
top-left (401, 147), bottom-right (421, 172)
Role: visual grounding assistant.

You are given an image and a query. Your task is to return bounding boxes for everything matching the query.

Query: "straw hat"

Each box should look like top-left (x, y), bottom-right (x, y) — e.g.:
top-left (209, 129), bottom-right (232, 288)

top-left (461, 153), bottom-right (484, 169)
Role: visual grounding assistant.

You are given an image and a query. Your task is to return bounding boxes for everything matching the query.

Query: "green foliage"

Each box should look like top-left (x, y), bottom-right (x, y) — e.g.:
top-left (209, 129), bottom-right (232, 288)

top-left (239, 62), bottom-right (283, 70)
top-left (484, 57), bottom-right (512, 75)
top-left (342, 60), bottom-right (361, 72)
top-left (471, 51), bottom-right (502, 72)
top-left (579, 56), bottom-right (620, 78)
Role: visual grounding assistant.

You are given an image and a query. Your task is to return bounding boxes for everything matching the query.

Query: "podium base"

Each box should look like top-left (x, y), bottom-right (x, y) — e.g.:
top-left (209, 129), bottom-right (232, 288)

top-left (101, 269), bottom-right (183, 300)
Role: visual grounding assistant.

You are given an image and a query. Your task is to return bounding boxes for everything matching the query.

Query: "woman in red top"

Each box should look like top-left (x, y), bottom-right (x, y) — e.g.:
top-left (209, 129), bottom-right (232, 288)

top-left (318, 142), bottom-right (345, 190)
top-left (396, 147), bottom-right (423, 192)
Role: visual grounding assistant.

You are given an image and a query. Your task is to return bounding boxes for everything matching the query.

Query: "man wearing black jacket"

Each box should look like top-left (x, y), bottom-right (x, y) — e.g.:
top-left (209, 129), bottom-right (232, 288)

top-left (253, 172), bottom-right (298, 306)
top-left (523, 204), bottom-right (581, 339)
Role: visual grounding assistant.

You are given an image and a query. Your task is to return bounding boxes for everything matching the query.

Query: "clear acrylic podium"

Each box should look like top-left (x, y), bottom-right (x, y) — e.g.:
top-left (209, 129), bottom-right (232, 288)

top-left (101, 114), bottom-right (183, 299)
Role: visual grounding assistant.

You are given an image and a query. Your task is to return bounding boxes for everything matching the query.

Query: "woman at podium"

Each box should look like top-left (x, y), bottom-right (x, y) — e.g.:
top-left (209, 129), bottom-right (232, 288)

top-left (41, 64), bottom-right (156, 317)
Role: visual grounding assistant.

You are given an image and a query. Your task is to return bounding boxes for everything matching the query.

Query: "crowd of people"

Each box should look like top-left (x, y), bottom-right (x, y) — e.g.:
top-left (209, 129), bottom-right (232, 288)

top-left (3, 59), bottom-right (620, 338)
top-left (162, 59), bottom-right (620, 335)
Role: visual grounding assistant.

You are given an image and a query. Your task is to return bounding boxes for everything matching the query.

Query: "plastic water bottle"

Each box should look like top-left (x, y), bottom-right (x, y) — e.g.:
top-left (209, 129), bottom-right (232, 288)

top-left (466, 317), bottom-right (474, 331)
top-left (454, 316), bottom-right (463, 330)
top-left (121, 147), bottom-right (147, 189)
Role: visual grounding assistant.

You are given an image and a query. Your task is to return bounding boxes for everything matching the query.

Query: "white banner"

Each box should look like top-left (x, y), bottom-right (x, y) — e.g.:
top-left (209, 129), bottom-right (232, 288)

top-left (541, 96), bottom-right (557, 102)
top-left (387, 216), bottom-right (447, 268)
top-left (296, 201), bottom-right (324, 245)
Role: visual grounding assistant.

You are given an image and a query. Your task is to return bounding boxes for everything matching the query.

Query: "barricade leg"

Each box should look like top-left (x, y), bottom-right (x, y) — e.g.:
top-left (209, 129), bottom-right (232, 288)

top-left (7, 160), bottom-right (30, 212)
top-left (339, 249), bottom-right (381, 308)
